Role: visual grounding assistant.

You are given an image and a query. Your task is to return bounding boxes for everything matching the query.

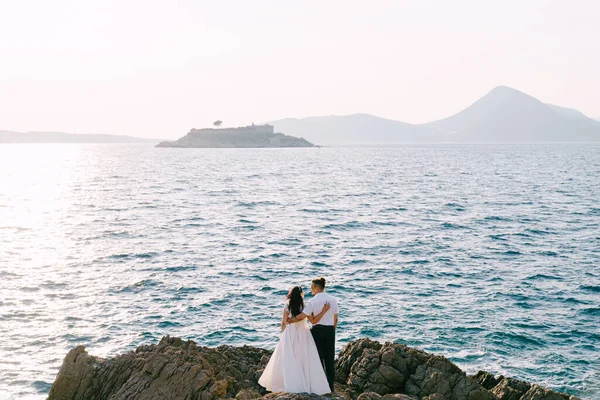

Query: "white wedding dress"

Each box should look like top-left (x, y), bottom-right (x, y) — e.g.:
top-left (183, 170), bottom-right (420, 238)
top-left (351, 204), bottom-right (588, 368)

top-left (258, 309), bottom-right (331, 395)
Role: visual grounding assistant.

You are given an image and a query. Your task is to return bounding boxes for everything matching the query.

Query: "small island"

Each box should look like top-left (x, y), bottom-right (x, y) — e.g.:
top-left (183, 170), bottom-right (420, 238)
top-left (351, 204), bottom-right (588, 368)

top-left (156, 124), bottom-right (315, 148)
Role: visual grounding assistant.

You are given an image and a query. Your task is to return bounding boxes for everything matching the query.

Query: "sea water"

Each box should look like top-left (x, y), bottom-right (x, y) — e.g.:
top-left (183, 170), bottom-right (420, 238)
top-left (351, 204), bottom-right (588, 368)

top-left (0, 143), bottom-right (598, 399)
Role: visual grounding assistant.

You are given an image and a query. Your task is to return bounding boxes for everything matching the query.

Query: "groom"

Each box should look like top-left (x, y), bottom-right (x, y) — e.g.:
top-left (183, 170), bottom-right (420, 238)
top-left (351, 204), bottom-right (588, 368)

top-left (289, 277), bottom-right (339, 392)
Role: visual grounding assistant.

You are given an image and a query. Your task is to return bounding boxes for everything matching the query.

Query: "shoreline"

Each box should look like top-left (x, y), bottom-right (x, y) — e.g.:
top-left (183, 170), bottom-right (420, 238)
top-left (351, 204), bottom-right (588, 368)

top-left (47, 336), bottom-right (580, 400)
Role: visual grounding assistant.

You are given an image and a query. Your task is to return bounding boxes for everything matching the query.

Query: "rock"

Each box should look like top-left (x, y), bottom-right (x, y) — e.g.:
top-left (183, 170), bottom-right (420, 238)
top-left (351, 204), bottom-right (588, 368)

top-left (263, 394), bottom-right (348, 400)
top-left (356, 393), bottom-right (382, 400)
top-left (207, 379), bottom-right (229, 399)
top-left (48, 335), bottom-right (271, 400)
top-left (336, 338), bottom-right (493, 400)
top-left (422, 395), bottom-right (447, 400)
top-left (490, 377), bottom-right (531, 400)
top-left (467, 374), bottom-right (581, 400)
top-left (46, 346), bottom-right (102, 400)
top-left (236, 388), bottom-right (263, 399)
top-left (48, 336), bottom-right (580, 400)
top-left (336, 338), bottom-right (383, 383)
top-left (520, 384), bottom-right (580, 400)
top-left (469, 371), bottom-right (501, 390)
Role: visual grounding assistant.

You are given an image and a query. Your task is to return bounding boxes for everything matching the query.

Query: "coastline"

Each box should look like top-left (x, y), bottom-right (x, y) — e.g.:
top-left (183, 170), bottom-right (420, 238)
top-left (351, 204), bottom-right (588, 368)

top-left (47, 336), bottom-right (580, 400)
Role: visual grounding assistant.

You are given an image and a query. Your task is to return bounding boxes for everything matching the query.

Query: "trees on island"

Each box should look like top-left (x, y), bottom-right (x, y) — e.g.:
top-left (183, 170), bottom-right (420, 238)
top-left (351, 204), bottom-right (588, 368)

top-left (213, 120), bottom-right (222, 128)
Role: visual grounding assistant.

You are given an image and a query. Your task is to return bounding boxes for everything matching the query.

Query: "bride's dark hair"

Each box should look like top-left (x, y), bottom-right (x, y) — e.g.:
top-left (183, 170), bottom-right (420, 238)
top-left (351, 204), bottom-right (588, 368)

top-left (286, 286), bottom-right (304, 318)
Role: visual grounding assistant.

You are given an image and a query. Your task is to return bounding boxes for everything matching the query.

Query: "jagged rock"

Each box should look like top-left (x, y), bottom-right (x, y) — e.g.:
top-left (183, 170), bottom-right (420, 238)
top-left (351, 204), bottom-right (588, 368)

top-left (236, 388), bottom-right (263, 399)
top-left (357, 394), bottom-right (415, 400)
top-left (520, 384), bottom-right (579, 400)
top-left (336, 338), bottom-right (383, 383)
top-left (490, 377), bottom-right (531, 400)
top-left (48, 336), bottom-right (580, 400)
top-left (48, 336), bottom-right (271, 400)
top-left (336, 338), bottom-right (493, 400)
top-left (470, 371), bottom-right (501, 390)
top-left (46, 345), bottom-right (100, 400)
top-left (421, 395), bottom-right (445, 400)
top-left (263, 394), bottom-right (347, 400)
top-left (356, 393), bottom-right (382, 400)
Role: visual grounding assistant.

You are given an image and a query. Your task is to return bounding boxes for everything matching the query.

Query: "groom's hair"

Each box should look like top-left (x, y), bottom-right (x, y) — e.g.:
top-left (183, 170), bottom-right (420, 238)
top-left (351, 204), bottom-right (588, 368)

top-left (312, 277), bottom-right (326, 290)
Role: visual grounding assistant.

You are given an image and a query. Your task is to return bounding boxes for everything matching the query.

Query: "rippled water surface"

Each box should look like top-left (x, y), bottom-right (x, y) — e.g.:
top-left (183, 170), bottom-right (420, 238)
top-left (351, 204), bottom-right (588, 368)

top-left (1, 144), bottom-right (599, 399)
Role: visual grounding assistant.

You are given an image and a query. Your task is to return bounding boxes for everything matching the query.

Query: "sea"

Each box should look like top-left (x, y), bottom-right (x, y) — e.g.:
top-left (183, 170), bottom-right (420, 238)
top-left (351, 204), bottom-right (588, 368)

top-left (0, 143), bottom-right (598, 399)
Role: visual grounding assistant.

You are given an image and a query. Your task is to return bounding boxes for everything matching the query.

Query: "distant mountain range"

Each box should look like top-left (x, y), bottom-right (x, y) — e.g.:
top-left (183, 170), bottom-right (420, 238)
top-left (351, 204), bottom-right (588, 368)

top-left (271, 86), bottom-right (600, 145)
top-left (2, 86), bottom-right (598, 146)
top-left (0, 130), bottom-right (157, 144)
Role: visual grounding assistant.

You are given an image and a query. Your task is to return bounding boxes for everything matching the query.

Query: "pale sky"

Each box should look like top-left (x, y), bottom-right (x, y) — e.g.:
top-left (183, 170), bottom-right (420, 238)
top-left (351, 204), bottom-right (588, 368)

top-left (1, 0), bottom-right (599, 139)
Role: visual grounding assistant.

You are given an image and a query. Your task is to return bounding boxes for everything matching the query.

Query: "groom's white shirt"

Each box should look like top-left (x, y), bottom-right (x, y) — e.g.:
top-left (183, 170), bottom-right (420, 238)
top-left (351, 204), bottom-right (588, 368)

top-left (303, 292), bottom-right (339, 326)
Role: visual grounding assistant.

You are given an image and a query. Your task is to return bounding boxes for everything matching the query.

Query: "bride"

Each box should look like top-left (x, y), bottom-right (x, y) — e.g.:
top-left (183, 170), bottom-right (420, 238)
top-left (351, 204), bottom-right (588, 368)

top-left (259, 286), bottom-right (332, 394)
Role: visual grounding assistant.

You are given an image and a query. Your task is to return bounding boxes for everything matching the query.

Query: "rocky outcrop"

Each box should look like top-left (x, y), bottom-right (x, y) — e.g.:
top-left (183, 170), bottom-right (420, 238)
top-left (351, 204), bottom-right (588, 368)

top-left (488, 377), bottom-right (531, 400)
top-left (48, 336), bottom-right (272, 400)
top-left (48, 336), bottom-right (581, 400)
top-left (470, 371), bottom-right (501, 391)
top-left (336, 339), bottom-right (492, 400)
top-left (470, 373), bottom-right (575, 400)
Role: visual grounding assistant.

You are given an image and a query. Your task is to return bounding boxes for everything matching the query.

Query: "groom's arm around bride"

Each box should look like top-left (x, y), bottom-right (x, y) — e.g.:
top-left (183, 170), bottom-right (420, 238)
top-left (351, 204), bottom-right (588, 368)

top-left (288, 277), bottom-right (338, 393)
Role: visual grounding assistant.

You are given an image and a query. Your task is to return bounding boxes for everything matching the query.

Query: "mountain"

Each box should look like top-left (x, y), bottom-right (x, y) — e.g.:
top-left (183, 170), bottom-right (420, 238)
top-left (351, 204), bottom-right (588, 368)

top-left (270, 113), bottom-right (433, 145)
top-left (546, 104), bottom-right (590, 121)
top-left (156, 124), bottom-right (314, 148)
top-left (271, 86), bottom-right (600, 144)
top-left (0, 130), bottom-right (157, 144)
top-left (426, 86), bottom-right (600, 142)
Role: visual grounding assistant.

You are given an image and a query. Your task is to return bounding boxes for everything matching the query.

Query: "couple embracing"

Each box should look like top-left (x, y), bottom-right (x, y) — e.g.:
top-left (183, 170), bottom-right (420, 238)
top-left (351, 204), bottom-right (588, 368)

top-left (259, 277), bottom-right (339, 395)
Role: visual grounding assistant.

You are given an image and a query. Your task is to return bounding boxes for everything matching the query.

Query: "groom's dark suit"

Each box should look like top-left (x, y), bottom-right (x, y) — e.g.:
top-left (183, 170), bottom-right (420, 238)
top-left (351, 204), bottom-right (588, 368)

top-left (304, 292), bottom-right (339, 392)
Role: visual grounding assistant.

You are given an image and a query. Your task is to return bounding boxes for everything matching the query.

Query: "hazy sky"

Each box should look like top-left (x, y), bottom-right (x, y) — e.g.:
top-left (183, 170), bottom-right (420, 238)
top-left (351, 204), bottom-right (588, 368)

top-left (1, 0), bottom-right (599, 139)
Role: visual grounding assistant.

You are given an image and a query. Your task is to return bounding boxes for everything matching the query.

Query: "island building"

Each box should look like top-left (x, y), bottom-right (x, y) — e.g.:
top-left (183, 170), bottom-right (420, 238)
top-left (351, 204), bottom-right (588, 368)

top-left (189, 124), bottom-right (275, 136)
